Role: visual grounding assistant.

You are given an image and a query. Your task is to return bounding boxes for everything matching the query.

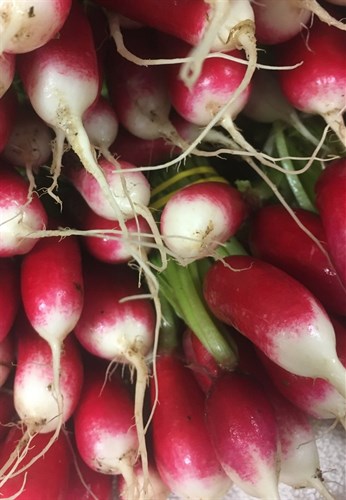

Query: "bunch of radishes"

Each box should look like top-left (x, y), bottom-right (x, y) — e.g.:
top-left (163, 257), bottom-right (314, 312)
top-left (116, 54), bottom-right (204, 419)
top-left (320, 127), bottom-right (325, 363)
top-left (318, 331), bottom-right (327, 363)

top-left (0, 0), bottom-right (345, 499)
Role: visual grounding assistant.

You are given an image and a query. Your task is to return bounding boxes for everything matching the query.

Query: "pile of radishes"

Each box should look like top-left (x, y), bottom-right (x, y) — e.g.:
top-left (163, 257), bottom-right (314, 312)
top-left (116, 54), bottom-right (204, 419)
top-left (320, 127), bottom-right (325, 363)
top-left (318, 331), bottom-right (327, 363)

top-left (0, 0), bottom-right (345, 499)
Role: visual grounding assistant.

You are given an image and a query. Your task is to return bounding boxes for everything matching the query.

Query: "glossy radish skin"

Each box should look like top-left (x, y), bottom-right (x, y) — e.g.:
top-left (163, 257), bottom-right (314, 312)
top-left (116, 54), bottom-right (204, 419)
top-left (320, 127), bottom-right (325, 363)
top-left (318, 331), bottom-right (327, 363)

top-left (0, 258), bottom-right (20, 342)
top-left (117, 462), bottom-right (170, 500)
top-left (21, 234), bottom-right (84, 344)
top-left (0, 52), bottom-right (15, 98)
top-left (74, 261), bottom-right (155, 362)
top-left (249, 204), bottom-right (346, 316)
top-left (252, 0), bottom-right (311, 45)
top-left (203, 255), bottom-right (346, 398)
top-left (0, 427), bottom-right (71, 499)
top-left (205, 372), bottom-right (280, 499)
top-left (0, 334), bottom-right (15, 388)
top-left (0, 167), bottom-right (48, 257)
top-left (277, 19), bottom-right (346, 141)
top-left (13, 317), bottom-right (84, 433)
top-left (0, 0), bottom-right (72, 54)
top-left (0, 87), bottom-right (18, 153)
top-left (65, 156), bottom-right (151, 221)
top-left (150, 353), bottom-right (232, 500)
top-left (257, 316), bottom-right (346, 422)
top-left (315, 158), bottom-right (346, 289)
top-left (74, 366), bottom-right (139, 478)
top-left (83, 95), bottom-right (119, 151)
top-left (160, 181), bottom-right (248, 260)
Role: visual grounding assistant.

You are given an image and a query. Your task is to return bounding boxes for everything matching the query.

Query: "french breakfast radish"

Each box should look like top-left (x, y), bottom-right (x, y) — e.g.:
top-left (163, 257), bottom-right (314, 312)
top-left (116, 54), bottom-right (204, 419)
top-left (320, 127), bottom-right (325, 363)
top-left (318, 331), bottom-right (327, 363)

top-left (150, 352), bottom-right (232, 500)
top-left (277, 18), bottom-right (346, 145)
top-left (315, 158), bottom-right (346, 288)
top-left (249, 204), bottom-right (346, 316)
top-left (0, 166), bottom-right (48, 257)
top-left (74, 363), bottom-right (140, 499)
top-left (203, 255), bottom-right (346, 398)
top-left (117, 461), bottom-right (170, 500)
top-left (205, 371), bottom-right (280, 499)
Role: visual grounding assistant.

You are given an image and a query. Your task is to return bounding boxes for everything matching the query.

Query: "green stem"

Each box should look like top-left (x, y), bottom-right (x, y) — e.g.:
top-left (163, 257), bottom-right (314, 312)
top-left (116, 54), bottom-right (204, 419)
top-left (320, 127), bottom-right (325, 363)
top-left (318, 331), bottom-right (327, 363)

top-left (274, 123), bottom-right (316, 212)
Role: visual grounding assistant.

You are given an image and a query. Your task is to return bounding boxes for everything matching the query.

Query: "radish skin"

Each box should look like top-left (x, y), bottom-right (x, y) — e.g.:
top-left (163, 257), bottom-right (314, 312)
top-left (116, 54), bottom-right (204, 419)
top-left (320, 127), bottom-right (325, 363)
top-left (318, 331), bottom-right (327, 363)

top-left (203, 255), bottom-right (346, 398)
top-left (0, 87), bottom-right (17, 154)
top-left (0, 334), bottom-right (15, 389)
top-left (0, 257), bottom-right (19, 342)
top-left (0, 52), bottom-right (15, 98)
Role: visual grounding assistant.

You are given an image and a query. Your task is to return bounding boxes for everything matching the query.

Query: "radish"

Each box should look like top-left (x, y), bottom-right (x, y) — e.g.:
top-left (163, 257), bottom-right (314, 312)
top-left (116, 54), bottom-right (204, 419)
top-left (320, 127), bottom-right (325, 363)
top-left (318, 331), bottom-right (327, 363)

top-left (0, 52), bottom-right (15, 98)
top-left (0, 334), bottom-right (15, 389)
top-left (0, 166), bottom-right (48, 257)
top-left (74, 363), bottom-right (140, 499)
top-left (203, 255), bottom-right (346, 398)
top-left (20, 230), bottom-right (84, 420)
top-left (159, 180), bottom-right (248, 262)
top-left (249, 204), bottom-right (346, 316)
top-left (0, 0), bottom-right (72, 55)
top-left (99, 0), bottom-right (256, 89)
top-left (2, 101), bottom-right (53, 197)
top-left (256, 316), bottom-right (346, 426)
top-left (16, 1), bottom-right (114, 208)
top-left (0, 390), bottom-right (15, 443)
top-left (106, 27), bottom-right (185, 148)
top-left (0, 257), bottom-right (20, 342)
top-left (66, 444), bottom-right (114, 500)
top-left (0, 87), bottom-right (17, 154)
top-left (13, 313), bottom-right (84, 434)
top-left (150, 352), bottom-right (232, 500)
top-left (205, 371), bottom-right (280, 499)
top-left (315, 158), bottom-right (346, 288)
top-left (74, 258), bottom-right (156, 492)
top-left (0, 427), bottom-right (72, 499)
top-left (277, 18), bottom-right (346, 145)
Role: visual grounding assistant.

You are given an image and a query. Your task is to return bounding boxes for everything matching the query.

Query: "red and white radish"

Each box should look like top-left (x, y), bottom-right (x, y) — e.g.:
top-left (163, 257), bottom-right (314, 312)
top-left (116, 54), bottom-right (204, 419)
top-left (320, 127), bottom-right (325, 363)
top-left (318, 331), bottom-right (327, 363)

top-left (0, 334), bottom-right (15, 389)
top-left (277, 18), bottom-right (346, 145)
top-left (0, 166), bottom-right (48, 257)
top-left (74, 363), bottom-right (140, 498)
top-left (117, 461), bottom-right (170, 500)
top-left (0, 0), bottom-right (72, 55)
top-left (150, 352), bottom-right (232, 500)
top-left (205, 371), bottom-right (280, 499)
top-left (315, 158), bottom-right (346, 288)
top-left (249, 204), bottom-right (346, 316)
top-left (203, 255), bottom-right (346, 398)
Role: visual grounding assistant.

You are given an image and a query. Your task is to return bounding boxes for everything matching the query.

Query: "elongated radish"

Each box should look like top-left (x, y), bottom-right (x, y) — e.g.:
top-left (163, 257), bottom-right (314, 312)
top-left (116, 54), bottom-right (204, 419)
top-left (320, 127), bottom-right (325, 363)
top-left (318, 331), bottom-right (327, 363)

top-left (83, 95), bottom-right (119, 158)
top-left (0, 390), bottom-right (15, 442)
top-left (160, 180), bottom-right (247, 262)
top-left (150, 352), bottom-right (232, 500)
top-left (277, 18), bottom-right (346, 145)
top-left (0, 52), bottom-right (15, 98)
top-left (0, 166), bottom-right (48, 257)
top-left (0, 257), bottom-right (19, 342)
top-left (0, 334), bottom-right (15, 388)
top-left (0, 87), bottom-right (17, 154)
top-left (203, 255), bottom-right (346, 398)
top-left (74, 363), bottom-right (140, 499)
top-left (0, 427), bottom-right (72, 499)
top-left (66, 444), bottom-right (114, 500)
top-left (2, 101), bottom-right (53, 197)
top-left (249, 204), bottom-right (346, 316)
top-left (205, 371), bottom-right (280, 499)
top-left (106, 27), bottom-right (185, 147)
top-left (315, 158), bottom-right (346, 288)
top-left (16, 1), bottom-right (110, 205)
top-left (13, 312), bottom-right (84, 433)
top-left (0, 0), bottom-right (72, 54)
top-left (256, 316), bottom-right (346, 425)
top-left (74, 258), bottom-right (155, 493)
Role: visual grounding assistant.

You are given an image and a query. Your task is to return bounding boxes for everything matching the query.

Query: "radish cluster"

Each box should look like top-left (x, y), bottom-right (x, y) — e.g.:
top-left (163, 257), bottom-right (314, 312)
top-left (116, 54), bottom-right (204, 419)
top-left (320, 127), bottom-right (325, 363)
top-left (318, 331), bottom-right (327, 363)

top-left (0, 0), bottom-right (345, 499)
